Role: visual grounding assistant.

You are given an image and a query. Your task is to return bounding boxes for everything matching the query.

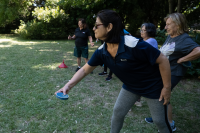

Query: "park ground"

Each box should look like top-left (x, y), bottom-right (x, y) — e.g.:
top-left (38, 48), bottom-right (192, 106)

top-left (0, 34), bottom-right (200, 133)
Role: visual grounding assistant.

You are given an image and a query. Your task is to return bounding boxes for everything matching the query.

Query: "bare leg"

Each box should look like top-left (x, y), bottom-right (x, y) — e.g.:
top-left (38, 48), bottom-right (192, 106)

top-left (77, 57), bottom-right (81, 66)
top-left (84, 58), bottom-right (89, 64)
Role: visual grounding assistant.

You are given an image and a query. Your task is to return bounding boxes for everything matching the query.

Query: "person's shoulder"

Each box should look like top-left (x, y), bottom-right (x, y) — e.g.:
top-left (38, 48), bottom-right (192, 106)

top-left (84, 28), bottom-right (90, 31)
top-left (147, 38), bottom-right (158, 43)
top-left (124, 35), bottom-right (140, 48)
top-left (75, 28), bottom-right (79, 31)
top-left (178, 33), bottom-right (197, 44)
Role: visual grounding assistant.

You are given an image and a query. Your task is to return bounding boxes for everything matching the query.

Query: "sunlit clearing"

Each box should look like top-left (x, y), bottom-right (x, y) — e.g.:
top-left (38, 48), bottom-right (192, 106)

top-left (25, 42), bottom-right (37, 44)
top-left (89, 49), bottom-right (95, 52)
top-left (31, 63), bottom-right (62, 70)
top-left (0, 39), bottom-right (11, 43)
top-left (72, 63), bottom-right (78, 66)
top-left (0, 45), bottom-right (12, 47)
top-left (39, 49), bottom-right (60, 51)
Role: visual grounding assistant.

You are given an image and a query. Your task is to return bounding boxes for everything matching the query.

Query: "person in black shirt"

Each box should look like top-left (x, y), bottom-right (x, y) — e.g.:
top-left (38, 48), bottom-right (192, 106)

top-left (68, 18), bottom-right (94, 72)
top-left (56, 10), bottom-right (172, 133)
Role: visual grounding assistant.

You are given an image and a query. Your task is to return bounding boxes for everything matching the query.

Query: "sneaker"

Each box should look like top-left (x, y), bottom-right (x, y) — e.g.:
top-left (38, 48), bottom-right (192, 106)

top-left (148, 118), bottom-right (176, 132)
top-left (145, 117), bottom-right (153, 123)
top-left (98, 72), bottom-right (107, 76)
top-left (135, 101), bottom-right (142, 107)
top-left (170, 120), bottom-right (176, 132)
top-left (158, 121), bottom-right (176, 132)
top-left (105, 76), bottom-right (112, 81)
top-left (75, 67), bottom-right (80, 72)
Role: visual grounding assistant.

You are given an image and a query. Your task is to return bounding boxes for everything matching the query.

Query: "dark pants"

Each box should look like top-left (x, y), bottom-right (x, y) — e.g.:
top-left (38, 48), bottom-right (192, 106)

top-left (104, 64), bottom-right (113, 77)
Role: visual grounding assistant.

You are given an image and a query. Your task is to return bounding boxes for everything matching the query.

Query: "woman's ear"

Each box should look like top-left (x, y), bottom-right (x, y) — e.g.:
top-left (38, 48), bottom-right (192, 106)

top-left (106, 23), bottom-right (113, 33)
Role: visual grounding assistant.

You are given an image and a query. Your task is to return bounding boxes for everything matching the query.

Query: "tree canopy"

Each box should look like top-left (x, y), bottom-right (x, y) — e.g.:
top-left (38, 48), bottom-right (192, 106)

top-left (0, 0), bottom-right (200, 38)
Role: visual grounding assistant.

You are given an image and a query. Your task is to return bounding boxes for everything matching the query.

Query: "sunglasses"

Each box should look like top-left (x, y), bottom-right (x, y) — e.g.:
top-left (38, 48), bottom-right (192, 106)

top-left (94, 24), bottom-right (104, 29)
top-left (140, 30), bottom-right (146, 33)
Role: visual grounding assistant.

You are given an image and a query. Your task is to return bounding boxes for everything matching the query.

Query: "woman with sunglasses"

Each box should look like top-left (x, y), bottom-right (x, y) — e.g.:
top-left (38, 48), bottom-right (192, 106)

top-left (55, 10), bottom-right (172, 133)
top-left (140, 23), bottom-right (158, 49)
top-left (98, 29), bottom-right (131, 81)
top-left (68, 18), bottom-right (94, 72)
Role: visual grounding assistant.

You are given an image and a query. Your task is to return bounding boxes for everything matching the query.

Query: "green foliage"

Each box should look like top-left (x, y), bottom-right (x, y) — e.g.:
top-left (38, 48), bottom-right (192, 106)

top-left (186, 59), bottom-right (200, 77)
top-left (183, 1), bottom-right (200, 27)
top-left (189, 30), bottom-right (200, 44)
top-left (15, 6), bottom-right (69, 39)
top-left (155, 29), bottom-right (167, 44)
top-left (185, 30), bottom-right (200, 77)
top-left (0, 0), bottom-right (32, 27)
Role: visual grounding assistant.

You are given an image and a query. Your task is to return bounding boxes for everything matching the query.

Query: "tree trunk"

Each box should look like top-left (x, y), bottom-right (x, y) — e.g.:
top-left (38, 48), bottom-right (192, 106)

top-left (177, 0), bottom-right (181, 13)
top-left (168, 0), bottom-right (174, 14)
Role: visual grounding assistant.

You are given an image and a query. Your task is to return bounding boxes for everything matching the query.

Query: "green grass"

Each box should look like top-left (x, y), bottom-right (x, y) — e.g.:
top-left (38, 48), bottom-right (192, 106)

top-left (0, 34), bottom-right (200, 133)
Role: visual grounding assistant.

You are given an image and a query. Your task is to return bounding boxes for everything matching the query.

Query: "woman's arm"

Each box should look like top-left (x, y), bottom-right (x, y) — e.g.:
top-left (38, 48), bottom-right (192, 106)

top-left (71, 35), bottom-right (76, 40)
top-left (177, 47), bottom-right (200, 63)
top-left (156, 53), bottom-right (171, 105)
top-left (68, 35), bottom-right (76, 40)
top-left (55, 63), bottom-right (96, 95)
top-left (88, 36), bottom-right (94, 47)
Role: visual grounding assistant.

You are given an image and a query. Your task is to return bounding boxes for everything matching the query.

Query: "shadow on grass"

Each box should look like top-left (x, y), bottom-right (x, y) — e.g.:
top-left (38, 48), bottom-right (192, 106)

top-left (0, 36), bottom-right (200, 132)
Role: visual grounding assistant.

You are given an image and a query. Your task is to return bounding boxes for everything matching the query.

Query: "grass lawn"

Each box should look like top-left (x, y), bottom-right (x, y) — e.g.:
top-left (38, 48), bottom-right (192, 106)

top-left (0, 34), bottom-right (200, 133)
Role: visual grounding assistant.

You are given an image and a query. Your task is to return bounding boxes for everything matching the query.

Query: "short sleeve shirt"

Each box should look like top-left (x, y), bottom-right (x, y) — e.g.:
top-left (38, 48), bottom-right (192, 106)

top-left (145, 38), bottom-right (158, 49)
top-left (88, 35), bottom-right (163, 99)
top-left (160, 33), bottom-right (199, 76)
top-left (74, 28), bottom-right (91, 47)
top-left (123, 29), bottom-right (130, 35)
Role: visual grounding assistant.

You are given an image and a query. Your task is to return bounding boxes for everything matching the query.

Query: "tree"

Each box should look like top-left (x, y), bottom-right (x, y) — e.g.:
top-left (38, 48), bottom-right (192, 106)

top-left (168, 0), bottom-right (174, 14)
top-left (0, 0), bottom-right (33, 27)
top-left (177, 0), bottom-right (182, 13)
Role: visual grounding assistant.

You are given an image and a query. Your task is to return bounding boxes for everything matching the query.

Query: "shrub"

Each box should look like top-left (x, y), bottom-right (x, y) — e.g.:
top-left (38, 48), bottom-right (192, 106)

top-left (15, 6), bottom-right (69, 39)
top-left (155, 28), bottom-right (167, 44)
top-left (185, 30), bottom-right (200, 77)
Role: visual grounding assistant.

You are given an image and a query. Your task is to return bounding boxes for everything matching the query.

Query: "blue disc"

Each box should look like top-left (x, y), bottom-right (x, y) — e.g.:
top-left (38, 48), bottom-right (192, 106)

top-left (56, 92), bottom-right (69, 100)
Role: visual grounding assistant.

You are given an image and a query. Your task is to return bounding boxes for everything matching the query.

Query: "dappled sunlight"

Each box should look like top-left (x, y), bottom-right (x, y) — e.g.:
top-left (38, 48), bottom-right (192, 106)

top-left (0, 39), bottom-right (11, 43)
top-left (62, 57), bottom-right (73, 61)
top-left (72, 63), bottom-right (78, 66)
top-left (89, 49), bottom-right (95, 52)
top-left (0, 45), bottom-right (12, 47)
top-left (38, 49), bottom-right (60, 52)
top-left (0, 38), bottom-right (59, 46)
top-left (31, 64), bottom-right (58, 70)
top-left (25, 42), bottom-right (39, 44)
top-left (67, 51), bottom-right (73, 54)
top-left (0, 104), bottom-right (3, 108)
top-left (0, 56), bottom-right (6, 60)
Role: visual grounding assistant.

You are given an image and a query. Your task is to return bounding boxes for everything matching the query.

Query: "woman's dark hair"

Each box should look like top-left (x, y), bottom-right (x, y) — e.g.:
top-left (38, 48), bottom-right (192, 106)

top-left (78, 18), bottom-right (87, 29)
top-left (97, 9), bottom-right (124, 43)
top-left (141, 23), bottom-right (156, 38)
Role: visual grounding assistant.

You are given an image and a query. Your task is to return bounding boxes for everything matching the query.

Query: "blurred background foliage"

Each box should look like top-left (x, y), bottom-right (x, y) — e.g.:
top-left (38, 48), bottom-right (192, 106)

top-left (0, 0), bottom-right (200, 39)
top-left (0, 0), bottom-right (200, 77)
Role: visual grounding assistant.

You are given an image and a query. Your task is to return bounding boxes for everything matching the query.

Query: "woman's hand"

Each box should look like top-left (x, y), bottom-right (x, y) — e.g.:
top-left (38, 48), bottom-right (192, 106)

top-left (55, 85), bottom-right (71, 95)
top-left (68, 35), bottom-right (72, 40)
top-left (54, 64), bottom-right (97, 96)
top-left (91, 42), bottom-right (94, 47)
top-left (159, 87), bottom-right (171, 105)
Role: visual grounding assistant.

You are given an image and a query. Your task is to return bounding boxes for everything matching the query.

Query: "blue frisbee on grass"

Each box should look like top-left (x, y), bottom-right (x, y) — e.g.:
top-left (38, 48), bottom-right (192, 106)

top-left (181, 61), bottom-right (192, 68)
top-left (56, 92), bottom-right (69, 100)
